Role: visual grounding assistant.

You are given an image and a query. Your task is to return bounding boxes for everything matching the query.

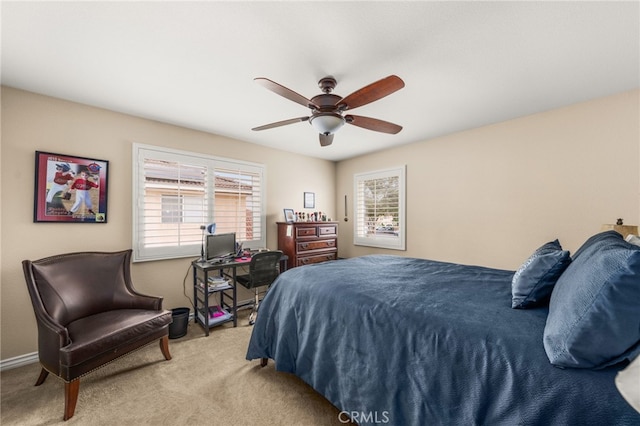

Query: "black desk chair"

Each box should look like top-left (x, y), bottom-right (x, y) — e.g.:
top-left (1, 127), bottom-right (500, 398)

top-left (236, 250), bottom-right (283, 325)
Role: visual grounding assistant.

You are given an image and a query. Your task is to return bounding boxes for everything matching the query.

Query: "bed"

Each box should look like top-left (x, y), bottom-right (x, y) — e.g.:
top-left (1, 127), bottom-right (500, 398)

top-left (246, 231), bottom-right (640, 425)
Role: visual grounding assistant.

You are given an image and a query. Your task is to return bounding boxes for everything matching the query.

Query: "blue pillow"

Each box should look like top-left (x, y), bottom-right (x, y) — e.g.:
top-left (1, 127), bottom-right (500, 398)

top-left (571, 230), bottom-right (619, 260)
top-left (511, 239), bottom-right (571, 309)
top-left (543, 231), bottom-right (640, 369)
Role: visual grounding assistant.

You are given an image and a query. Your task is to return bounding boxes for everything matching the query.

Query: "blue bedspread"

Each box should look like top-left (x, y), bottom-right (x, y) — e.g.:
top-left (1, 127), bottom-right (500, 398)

top-left (246, 255), bottom-right (640, 425)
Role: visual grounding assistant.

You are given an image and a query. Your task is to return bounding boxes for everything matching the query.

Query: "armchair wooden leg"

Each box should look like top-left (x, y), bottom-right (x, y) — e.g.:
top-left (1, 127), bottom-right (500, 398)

top-left (159, 335), bottom-right (172, 360)
top-left (260, 358), bottom-right (268, 367)
top-left (35, 367), bottom-right (49, 386)
top-left (64, 380), bottom-right (80, 421)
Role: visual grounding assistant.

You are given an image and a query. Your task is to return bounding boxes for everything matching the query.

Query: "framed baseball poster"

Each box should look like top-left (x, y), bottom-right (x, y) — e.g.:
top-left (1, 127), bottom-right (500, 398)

top-left (33, 151), bottom-right (109, 223)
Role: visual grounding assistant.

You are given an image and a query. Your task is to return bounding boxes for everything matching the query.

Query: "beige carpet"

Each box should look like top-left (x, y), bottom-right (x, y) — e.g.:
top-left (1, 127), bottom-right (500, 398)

top-left (1, 313), bottom-right (347, 425)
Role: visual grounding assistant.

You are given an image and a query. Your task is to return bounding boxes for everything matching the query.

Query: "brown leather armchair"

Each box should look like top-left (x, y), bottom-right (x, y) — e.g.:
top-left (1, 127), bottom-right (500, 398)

top-left (22, 249), bottom-right (173, 421)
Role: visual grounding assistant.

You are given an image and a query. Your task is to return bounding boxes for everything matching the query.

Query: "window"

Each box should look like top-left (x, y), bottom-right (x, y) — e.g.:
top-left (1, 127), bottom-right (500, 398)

top-left (161, 195), bottom-right (204, 223)
top-left (354, 166), bottom-right (406, 250)
top-left (133, 144), bottom-right (266, 262)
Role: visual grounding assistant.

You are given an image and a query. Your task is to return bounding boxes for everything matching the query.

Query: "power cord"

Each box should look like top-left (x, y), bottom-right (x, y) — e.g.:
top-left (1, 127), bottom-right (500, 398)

top-left (182, 259), bottom-right (197, 311)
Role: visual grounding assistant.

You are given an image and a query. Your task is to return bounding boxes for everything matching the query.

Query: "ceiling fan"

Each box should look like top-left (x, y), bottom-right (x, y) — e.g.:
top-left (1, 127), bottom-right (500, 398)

top-left (252, 75), bottom-right (405, 147)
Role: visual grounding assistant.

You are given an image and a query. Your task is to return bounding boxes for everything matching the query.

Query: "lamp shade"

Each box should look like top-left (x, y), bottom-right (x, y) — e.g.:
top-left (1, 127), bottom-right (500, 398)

top-left (309, 113), bottom-right (345, 135)
top-left (200, 223), bottom-right (216, 234)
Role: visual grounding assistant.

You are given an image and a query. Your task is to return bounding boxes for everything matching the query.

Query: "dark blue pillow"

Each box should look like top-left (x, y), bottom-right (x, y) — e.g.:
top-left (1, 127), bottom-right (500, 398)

top-left (511, 239), bottom-right (571, 309)
top-left (571, 230), bottom-right (620, 260)
top-left (543, 231), bottom-right (640, 369)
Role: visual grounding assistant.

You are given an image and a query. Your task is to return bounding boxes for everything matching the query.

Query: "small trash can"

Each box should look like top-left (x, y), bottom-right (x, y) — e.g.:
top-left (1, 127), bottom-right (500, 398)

top-left (169, 307), bottom-right (190, 339)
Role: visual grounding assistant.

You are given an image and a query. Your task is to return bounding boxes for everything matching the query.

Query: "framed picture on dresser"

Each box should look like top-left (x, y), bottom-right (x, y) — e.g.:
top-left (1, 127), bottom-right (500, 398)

top-left (283, 208), bottom-right (296, 223)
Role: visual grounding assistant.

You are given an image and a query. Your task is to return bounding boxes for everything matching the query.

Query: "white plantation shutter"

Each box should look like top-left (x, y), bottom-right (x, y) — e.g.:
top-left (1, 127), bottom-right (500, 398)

top-left (133, 144), bottom-right (266, 262)
top-left (354, 166), bottom-right (406, 250)
top-left (212, 165), bottom-right (263, 243)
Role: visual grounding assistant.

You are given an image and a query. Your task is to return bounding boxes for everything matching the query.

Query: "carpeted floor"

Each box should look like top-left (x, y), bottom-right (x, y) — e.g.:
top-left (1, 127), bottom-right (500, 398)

top-left (1, 313), bottom-right (347, 425)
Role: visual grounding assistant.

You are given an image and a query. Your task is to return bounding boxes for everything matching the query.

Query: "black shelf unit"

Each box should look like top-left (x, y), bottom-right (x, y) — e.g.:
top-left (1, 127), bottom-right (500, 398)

top-left (192, 261), bottom-right (238, 336)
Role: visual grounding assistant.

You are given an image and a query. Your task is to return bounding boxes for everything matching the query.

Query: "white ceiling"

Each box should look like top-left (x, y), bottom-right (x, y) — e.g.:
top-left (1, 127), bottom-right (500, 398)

top-left (2, 1), bottom-right (638, 161)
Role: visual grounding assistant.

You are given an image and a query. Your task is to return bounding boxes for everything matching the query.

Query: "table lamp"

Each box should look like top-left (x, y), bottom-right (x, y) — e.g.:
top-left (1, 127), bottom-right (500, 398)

top-left (199, 222), bottom-right (216, 262)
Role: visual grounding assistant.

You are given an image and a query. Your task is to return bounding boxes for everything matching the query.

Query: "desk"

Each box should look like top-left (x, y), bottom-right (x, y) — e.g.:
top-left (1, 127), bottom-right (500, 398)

top-left (192, 254), bottom-right (287, 336)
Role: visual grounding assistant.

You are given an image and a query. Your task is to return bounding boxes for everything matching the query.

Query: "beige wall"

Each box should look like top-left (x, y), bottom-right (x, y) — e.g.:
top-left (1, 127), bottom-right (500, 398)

top-left (0, 86), bottom-right (336, 360)
top-left (337, 89), bottom-right (640, 270)
top-left (2, 86), bottom-right (639, 362)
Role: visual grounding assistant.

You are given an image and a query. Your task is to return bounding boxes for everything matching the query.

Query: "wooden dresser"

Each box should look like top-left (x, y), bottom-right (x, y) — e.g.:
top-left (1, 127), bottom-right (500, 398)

top-left (277, 221), bottom-right (338, 269)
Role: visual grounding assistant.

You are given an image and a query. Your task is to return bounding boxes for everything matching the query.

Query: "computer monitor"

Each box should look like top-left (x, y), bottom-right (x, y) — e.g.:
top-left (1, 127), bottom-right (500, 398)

top-left (205, 232), bottom-right (236, 261)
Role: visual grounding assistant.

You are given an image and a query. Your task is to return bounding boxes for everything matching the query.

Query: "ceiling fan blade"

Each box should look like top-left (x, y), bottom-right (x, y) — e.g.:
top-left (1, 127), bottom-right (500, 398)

top-left (319, 133), bottom-right (334, 147)
top-left (345, 115), bottom-right (403, 134)
top-left (252, 116), bottom-right (309, 131)
top-left (254, 78), bottom-right (320, 109)
top-left (337, 75), bottom-right (405, 111)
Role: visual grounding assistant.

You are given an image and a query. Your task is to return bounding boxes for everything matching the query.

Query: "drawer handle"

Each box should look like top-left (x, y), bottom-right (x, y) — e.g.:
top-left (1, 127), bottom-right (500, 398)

top-left (301, 243), bottom-right (309, 249)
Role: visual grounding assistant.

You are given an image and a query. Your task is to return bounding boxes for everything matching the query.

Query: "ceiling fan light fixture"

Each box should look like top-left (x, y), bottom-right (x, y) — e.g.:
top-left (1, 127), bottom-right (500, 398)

top-left (309, 112), bottom-right (345, 135)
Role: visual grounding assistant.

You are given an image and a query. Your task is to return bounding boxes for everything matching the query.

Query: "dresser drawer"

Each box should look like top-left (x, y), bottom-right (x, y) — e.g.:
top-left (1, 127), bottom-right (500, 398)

top-left (297, 252), bottom-right (337, 267)
top-left (296, 226), bottom-right (318, 238)
top-left (318, 225), bottom-right (337, 236)
top-left (297, 239), bottom-right (336, 253)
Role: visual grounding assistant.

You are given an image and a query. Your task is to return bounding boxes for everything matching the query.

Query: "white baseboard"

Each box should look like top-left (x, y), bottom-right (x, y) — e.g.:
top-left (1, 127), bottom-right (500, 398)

top-left (1, 352), bottom-right (38, 371)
